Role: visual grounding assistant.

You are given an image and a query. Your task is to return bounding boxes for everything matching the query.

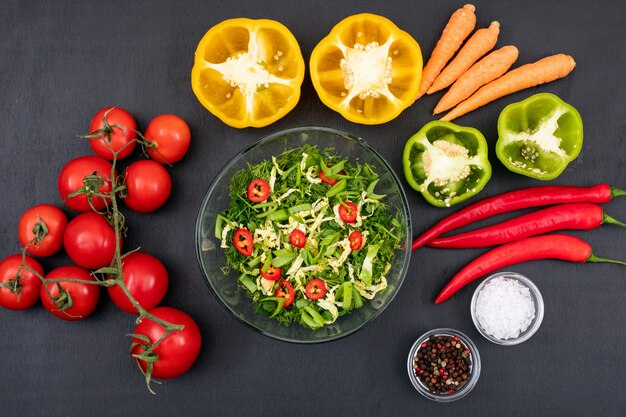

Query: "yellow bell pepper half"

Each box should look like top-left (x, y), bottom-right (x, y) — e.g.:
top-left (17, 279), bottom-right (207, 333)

top-left (310, 14), bottom-right (423, 125)
top-left (191, 18), bottom-right (305, 128)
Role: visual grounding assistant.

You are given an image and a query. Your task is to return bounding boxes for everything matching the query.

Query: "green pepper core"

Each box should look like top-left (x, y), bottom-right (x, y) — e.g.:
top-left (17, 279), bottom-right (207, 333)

top-left (496, 93), bottom-right (583, 180)
top-left (402, 121), bottom-right (492, 208)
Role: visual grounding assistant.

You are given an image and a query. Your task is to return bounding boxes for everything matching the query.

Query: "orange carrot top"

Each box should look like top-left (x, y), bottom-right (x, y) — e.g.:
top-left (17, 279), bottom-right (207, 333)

top-left (416, 4), bottom-right (476, 100)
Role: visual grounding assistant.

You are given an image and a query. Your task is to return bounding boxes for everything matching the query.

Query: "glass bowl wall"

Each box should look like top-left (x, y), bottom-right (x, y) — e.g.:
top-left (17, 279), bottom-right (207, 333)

top-left (196, 127), bottom-right (412, 343)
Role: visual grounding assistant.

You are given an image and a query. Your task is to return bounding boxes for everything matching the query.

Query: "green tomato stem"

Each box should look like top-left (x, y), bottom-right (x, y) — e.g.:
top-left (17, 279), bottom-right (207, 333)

top-left (107, 147), bottom-right (184, 334)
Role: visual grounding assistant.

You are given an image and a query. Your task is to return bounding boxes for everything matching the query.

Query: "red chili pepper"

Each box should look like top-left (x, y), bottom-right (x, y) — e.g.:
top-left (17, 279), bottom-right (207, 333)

top-left (348, 230), bottom-right (363, 251)
top-left (428, 203), bottom-right (626, 249)
top-left (274, 280), bottom-right (295, 308)
top-left (305, 278), bottom-right (327, 300)
top-left (247, 179), bottom-right (270, 203)
top-left (233, 228), bottom-right (254, 257)
top-left (260, 265), bottom-right (282, 281)
top-left (412, 184), bottom-right (626, 251)
top-left (289, 229), bottom-right (307, 248)
top-left (338, 201), bottom-right (358, 223)
top-left (434, 234), bottom-right (626, 304)
top-left (319, 166), bottom-right (346, 185)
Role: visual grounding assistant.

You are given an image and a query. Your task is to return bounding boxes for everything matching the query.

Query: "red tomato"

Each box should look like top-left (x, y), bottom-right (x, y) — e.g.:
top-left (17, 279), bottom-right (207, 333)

top-left (64, 212), bottom-right (118, 270)
top-left (319, 167), bottom-right (346, 185)
top-left (144, 114), bottom-right (191, 164)
top-left (123, 160), bottom-right (172, 213)
top-left (233, 228), bottom-right (253, 256)
top-left (18, 204), bottom-right (68, 257)
top-left (275, 280), bottom-right (295, 308)
top-left (107, 252), bottom-right (168, 314)
top-left (349, 230), bottom-right (363, 251)
top-left (259, 265), bottom-right (282, 281)
top-left (58, 156), bottom-right (116, 212)
top-left (131, 306), bottom-right (201, 379)
top-left (41, 266), bottom-right (100, 321)
top-left (305, 278), bottom-right (327, 300)
top-left (89, 107), bottom-right (137, 160)
top-left (289, 229), bottom-right (306, 248)
top-left (247, 179), bottom-right (270, 203)
top-left (0, 254), bottom-right (44, 310)
top-left (338, 201), bottom-right (358, 223)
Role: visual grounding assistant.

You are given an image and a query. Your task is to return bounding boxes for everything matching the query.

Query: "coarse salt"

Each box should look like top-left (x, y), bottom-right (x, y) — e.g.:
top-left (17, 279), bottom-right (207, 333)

top-left (475, 276), bottom-right (535, 340)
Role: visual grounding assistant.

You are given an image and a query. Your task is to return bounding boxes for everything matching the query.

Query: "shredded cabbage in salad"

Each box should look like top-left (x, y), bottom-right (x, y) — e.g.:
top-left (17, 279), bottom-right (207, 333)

top-left (215, 145), bottom-right (403, 329)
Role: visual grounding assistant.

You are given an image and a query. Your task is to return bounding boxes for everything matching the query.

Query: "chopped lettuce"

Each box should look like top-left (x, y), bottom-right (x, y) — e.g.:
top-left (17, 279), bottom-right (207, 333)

top-left (217, 145), bottom-right (403, 329)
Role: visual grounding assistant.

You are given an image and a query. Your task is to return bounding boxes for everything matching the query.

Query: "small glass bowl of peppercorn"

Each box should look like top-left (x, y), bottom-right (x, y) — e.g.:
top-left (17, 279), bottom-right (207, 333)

top-left (407, 328), bottom-right (481, 402)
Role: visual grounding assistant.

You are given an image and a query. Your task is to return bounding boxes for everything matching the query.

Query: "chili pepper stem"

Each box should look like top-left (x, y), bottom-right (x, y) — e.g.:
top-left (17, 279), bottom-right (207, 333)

top-left (587, 253), bottom-right (626, 266)
top-left (602, 213), bottom-right (626, 227)
top-left (610, 186), bottom-right (626, 198)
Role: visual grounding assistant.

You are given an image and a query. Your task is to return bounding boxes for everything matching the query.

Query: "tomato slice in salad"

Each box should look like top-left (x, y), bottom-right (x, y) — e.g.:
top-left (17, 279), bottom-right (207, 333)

top-left (305, 278), bottom-right (327, 300)
top-left (349, 230), bottom-right (363, 251)
top-left (338, 201), bottom-right (358, 223)
top-left (289, 229), bottom-right (307, 248)
top-left (247, 179), bottom-right (271, 203)
top-left (274, 280), bottom-right (295, 308)
top-left (260, 265), bottom-right (282, 281)
top-left (319, 167), bottom-right (346, 185)
top-left (233, 228), bottom-right (254, 256)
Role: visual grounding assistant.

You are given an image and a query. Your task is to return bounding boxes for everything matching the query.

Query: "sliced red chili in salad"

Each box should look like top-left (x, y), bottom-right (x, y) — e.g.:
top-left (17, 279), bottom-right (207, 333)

top-left (260, 265), bottom-right (282, 281)
top-left (338, 201), bottom-right (358, 223)
top-left (274, 280), bottom-right (295, 308)
top-left (349, 230), bottom-right (363, 251)
top-left (289, 229), bottom-right (307, 248)
top-left (233, 228), bottom-right (254, 256)
top-left (247, 179), bottom-right (270, 203)
top-left (305, 278), bottom-right (327, 300)
top-left (319, 168), bottom-right (346, 185)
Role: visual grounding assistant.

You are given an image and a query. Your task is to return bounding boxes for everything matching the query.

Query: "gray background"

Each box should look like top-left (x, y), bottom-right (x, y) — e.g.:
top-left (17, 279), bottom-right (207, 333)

top-left (1, 0), bottom-right (625, 415)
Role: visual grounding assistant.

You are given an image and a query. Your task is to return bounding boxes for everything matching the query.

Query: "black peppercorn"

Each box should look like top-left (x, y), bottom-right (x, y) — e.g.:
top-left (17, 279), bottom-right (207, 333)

top-left (413, 335), bottom-right (473, 395)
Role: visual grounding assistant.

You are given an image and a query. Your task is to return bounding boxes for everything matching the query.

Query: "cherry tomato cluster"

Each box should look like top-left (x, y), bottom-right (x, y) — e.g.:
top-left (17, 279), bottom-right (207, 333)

top-left (0, 107), bottom-right (200, 388)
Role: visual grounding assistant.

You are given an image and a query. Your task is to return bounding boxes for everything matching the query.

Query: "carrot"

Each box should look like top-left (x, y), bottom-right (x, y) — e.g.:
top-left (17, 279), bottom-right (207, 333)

top-left (440, 53), bottom-right (576, 121)
top-left (427, 21), bottom-right (500, 95)
top-left (415, 4), bottom-right (476, 100)
top-left (434, 45), bottom-right (519, 114)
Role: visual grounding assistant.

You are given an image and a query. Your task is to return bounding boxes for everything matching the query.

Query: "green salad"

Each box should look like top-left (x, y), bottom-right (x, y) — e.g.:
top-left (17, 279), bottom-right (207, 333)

top-left (215, 145), bottom-right (403, 329)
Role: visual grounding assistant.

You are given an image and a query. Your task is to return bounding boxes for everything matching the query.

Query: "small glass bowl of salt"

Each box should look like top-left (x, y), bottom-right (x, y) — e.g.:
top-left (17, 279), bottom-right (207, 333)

top-left (470, 272), bottom-right (544, 345)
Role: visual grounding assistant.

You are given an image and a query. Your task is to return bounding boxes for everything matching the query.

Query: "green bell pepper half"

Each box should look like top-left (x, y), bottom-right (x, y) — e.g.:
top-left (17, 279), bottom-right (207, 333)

top-left (496, 93), bottom-right (583, 180)
top-left (402, 121), bottom-right (492, 208)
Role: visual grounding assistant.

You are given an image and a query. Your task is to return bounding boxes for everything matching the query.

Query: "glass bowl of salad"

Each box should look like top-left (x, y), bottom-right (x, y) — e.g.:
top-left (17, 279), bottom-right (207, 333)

top-left (195, 126), bottom-right (412, 343)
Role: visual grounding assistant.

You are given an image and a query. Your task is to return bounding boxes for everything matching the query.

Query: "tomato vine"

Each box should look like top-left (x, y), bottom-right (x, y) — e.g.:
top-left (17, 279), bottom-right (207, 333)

top-left (9, 110), bottom-right (185, 394)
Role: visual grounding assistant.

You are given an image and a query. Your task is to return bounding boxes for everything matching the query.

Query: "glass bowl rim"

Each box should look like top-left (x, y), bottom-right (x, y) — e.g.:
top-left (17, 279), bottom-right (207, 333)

top-left (406, 327), bottom-right (481, 402)
top-left (470, 271), bottom-right (545, 346)
top-left (194, 125), bottom-right (412, 344)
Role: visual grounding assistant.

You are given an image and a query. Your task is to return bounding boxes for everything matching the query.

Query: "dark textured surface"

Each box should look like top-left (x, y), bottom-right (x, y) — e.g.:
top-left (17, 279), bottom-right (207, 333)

top-left (1, 1), bottom-right (625, 415)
